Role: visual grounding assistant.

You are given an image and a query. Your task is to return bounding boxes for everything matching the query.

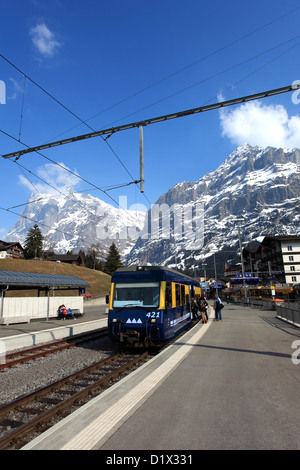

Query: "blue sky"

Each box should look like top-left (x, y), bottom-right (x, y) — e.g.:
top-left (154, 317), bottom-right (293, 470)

top-left (1, 0), bottom-right (300, 238)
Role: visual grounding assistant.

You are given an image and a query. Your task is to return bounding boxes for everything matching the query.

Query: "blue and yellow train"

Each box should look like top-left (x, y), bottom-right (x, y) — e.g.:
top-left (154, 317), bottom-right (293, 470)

top-left (108, 266), bottom-right (201, 347)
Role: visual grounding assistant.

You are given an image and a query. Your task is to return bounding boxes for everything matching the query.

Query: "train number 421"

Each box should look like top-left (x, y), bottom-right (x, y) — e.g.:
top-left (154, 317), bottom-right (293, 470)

top-left (146, 311), bottom-right (160, 318)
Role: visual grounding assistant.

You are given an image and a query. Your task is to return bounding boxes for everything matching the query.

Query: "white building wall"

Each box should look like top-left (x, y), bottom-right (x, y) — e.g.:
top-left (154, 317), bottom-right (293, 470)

top-left (1, 296), bottom-right (84, 320)
top-left (281, 240), bottom-right (300, 285)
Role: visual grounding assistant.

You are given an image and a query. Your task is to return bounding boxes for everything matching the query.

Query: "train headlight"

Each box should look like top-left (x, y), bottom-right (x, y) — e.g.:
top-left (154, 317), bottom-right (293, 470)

top-left (112, 318), bottom-right (118, 322)
top-left (151, 318), bottom-right (156, 323)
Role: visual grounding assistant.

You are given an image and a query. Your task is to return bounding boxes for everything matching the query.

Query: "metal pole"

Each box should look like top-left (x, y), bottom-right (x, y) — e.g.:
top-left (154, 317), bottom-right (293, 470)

top-left (46, 288), bottom-right (50, 321)
top-left (237, 224), bottom-right (247, 301)
top-left (139, 125), bottom-right (144, 193)
top-left (3, 84), bottom-right (299, 160)
top-left (0, 286), bottom-right (8, 320)
top-left (1, 290), bottom-right (4, 320)
top-left (214, 253), bottom-right (218, 295)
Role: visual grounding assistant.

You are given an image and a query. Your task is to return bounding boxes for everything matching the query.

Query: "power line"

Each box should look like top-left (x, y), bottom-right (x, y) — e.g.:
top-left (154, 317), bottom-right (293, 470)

top-left (2, 6), bottom-right (299, 200)
top-left (0, 52), bottom-right (146, 197)
top-left (0, 128), bottom-right (140, 225)
top-left (2, 12), bottom-right (299, 203)
top-left (3, 83), bottom-right (299, 160)
top-left (97, 35), bottom-right (300, 133)
top-left (1, 160), bottom-right (145, 249)
top-left (201, 40), bottom-right (300, 107)
top-left (38, 5), bottom-right (300, 142)
top-left (0, 205), bottom-right (109, 251)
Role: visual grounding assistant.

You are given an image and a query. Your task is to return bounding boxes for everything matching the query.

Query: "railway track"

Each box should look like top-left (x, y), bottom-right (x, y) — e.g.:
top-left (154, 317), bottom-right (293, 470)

top-left (0, 351), bottom-right (149, 450)
top-left (0, 319), bottom-right (200, 449)
top-left (0, 329), bottom-right (108, 370)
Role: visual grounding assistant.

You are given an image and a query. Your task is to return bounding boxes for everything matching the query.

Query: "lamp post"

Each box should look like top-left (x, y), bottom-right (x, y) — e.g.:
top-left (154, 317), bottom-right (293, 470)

top-left (53, 260), bottom-right (61, 297)
top-left (235, 218), bottom-right (247, 302)
top-left (202, 262), bottom-right (207, 291)
top-left (214, 253), bottom-right (218, 295)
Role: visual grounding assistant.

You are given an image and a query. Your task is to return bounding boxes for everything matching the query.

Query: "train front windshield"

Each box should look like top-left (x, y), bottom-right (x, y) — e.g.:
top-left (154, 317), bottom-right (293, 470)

top-left (113, 282), bottom-right (160, 308)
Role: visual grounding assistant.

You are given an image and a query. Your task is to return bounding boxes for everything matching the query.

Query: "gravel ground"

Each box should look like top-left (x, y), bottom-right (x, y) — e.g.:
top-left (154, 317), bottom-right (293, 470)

top-left (0, 336), bottom-right (118, 405)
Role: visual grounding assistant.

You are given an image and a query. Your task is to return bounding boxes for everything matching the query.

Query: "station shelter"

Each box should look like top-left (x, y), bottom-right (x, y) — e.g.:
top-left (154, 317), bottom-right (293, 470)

top-left (0, 271), bottom-right (90, 325)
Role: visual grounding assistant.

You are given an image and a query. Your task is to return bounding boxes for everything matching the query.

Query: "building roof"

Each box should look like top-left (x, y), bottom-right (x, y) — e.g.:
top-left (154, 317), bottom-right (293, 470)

top-left (48, 254), bottom-right (82, 261)
top-left (0, 241), bottom-right (24, 251)
top-left (0, 271), bottom-right (90, 289)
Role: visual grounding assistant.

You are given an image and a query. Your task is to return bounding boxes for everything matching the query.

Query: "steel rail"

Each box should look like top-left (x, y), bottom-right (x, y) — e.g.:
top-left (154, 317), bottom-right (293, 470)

top-left (0, 351), bottom-right (149, 449)
top-left (0, 329), bottom-right (108, 370)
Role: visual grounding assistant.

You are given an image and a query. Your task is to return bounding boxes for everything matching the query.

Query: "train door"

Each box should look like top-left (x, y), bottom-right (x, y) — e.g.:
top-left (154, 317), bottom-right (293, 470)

top-left (186, 284), bottom-right (192, 316)
top-left (165, 281), bottom-right (172, 309)
top-left (181, 285), bottom-right (185, 315)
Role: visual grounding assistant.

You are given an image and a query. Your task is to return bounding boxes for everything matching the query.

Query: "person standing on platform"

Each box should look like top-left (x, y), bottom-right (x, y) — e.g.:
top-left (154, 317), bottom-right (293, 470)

top-left (199, 296), bottom-right (208, 323)
top-left (214, 294), bottom-right (222, 321)
top-left (191, 297), bottom-right (200, 320)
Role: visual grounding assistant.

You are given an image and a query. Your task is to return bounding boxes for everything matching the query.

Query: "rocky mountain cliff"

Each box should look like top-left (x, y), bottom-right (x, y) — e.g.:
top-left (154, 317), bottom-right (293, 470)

top-left (126, 144), bottom-right (300, 274)
top-left (4, 144), bottom-right (300, 274)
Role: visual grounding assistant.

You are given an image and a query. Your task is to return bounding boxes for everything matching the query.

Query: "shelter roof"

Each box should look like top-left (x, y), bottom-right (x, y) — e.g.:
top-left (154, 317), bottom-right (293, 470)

top-left (0, 271), bottom-right (90, 288)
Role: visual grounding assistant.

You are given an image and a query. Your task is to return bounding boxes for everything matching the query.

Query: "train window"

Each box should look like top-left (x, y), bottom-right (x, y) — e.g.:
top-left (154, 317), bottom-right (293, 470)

top-left (175, 284), bottom-right (181, 307)
top-left (165, 282), bottom-right (172, 309)
top-left (113, 282), bottom-right (160, 308)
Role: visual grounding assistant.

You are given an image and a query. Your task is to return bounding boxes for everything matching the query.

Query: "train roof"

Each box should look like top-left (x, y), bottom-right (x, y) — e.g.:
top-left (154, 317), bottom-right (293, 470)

top-left (112, 266), bottom-right (199, 285)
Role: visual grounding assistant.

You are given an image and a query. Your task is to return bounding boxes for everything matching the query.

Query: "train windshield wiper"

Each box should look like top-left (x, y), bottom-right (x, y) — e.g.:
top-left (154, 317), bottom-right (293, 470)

top-left (115, 304), bottom-right (142, 313)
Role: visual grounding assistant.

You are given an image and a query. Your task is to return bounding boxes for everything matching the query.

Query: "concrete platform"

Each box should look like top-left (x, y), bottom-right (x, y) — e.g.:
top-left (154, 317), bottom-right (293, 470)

top-left (0, 316), bottom-right (30, 326)
top-left (22, 305), bottom-right (300, 451)
top-left (22, 314), bottom-right (213, 450)
top-left (0, 305), bottom-right (108, 352)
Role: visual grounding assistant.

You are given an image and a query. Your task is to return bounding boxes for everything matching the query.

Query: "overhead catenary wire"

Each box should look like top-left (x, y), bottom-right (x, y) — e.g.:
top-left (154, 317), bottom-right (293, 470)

top-left (3, 159), bottom-right (144, 249)
top-left (3, 83), bottom-right (300, 160)
top-left (0, 128), bottom-right (140, 225)
top-left (0, 52), bottom-right (144, 195)
top-left (100, 35), bottom-right (300, 132)
top-left (200, 39), bottom-right (300, 108)
top-left (1, 37), bottom-right (299, 212)
top-left (0, 204), bottom-right (110, 252)
top-left (1, 7), bottom-right (299, 252)
top-left (2, 6), bottom-right (300, 201)
top-left (2, 7), bottom-right (300, 216)
top-left (35, 4), bottom-right (300, 143)
top-left (2, 21), bottom-right (300, 206)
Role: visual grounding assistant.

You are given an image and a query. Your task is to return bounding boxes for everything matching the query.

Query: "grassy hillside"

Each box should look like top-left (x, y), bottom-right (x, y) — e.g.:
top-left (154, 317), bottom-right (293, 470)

top-left (0, 259), bottom-right (111, 298)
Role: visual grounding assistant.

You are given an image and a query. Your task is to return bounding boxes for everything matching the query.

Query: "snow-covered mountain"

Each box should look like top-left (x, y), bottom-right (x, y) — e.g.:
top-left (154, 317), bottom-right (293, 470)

top-left (4, 189), bottom-right (146, 259)
top-left (4, 144), bottom-right (300, 269)
top-left (126, 144), bottom-right (300, 271)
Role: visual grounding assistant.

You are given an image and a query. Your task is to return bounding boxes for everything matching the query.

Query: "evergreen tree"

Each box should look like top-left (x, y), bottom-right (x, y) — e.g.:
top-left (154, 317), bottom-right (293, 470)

top-left (104, 243), bottom-right (123, 275)
top-left (24, 224), bottom-right (44, 259)
top-left (85, 243), bottom-right (104, 270)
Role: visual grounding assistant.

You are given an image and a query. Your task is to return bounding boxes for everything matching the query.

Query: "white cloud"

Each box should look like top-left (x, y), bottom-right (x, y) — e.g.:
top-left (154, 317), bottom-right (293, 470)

top-left (30, 23), bottom-right (61, 57)
top-left (8, 77), bottom-right (23, 100)
top-left (220, 101), bottom-right (300, 149)
top-left (19, 163), bottom-right (80, 194)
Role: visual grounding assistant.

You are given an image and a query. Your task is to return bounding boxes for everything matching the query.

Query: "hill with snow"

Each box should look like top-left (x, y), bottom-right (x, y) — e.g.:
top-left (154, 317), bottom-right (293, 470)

top-left (4, 144), bottom-right (300, 272)
top-left (4, 189), bottom-right (146, 259)
top-left (126, 144), bottom-right (300, 272)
